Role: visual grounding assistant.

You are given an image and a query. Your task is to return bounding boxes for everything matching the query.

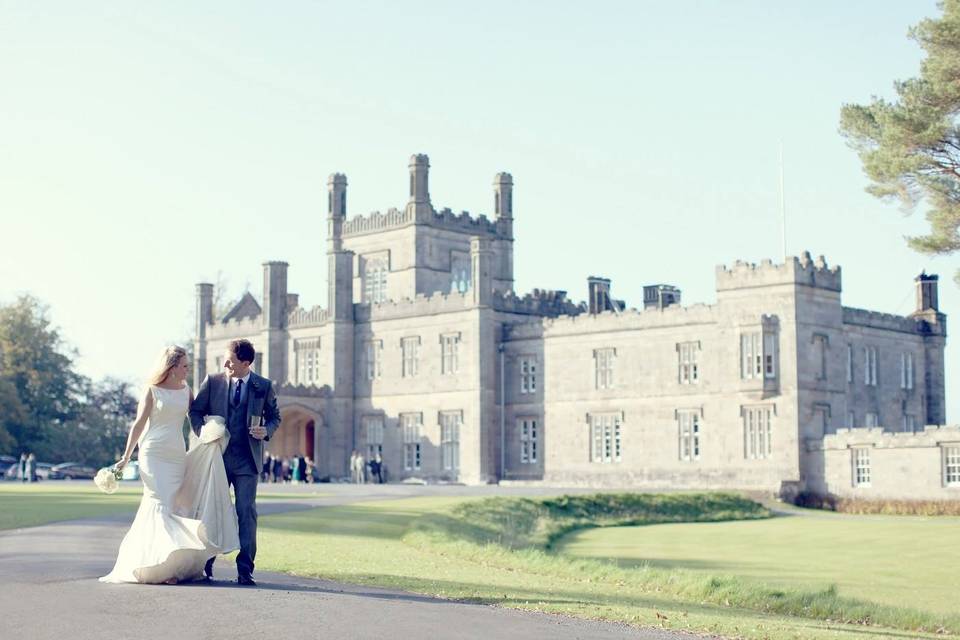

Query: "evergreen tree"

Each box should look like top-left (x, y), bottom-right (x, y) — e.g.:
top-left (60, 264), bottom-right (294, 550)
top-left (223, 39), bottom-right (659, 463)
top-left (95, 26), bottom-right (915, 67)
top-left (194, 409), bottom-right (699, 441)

top-left (840, 0), bottom-right (960, 284)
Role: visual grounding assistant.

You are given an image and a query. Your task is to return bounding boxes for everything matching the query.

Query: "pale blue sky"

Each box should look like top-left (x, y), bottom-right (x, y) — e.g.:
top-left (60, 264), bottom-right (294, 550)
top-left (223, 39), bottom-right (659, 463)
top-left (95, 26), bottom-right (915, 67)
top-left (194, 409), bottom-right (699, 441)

top-left (1, 1), bottom-right (955, 419)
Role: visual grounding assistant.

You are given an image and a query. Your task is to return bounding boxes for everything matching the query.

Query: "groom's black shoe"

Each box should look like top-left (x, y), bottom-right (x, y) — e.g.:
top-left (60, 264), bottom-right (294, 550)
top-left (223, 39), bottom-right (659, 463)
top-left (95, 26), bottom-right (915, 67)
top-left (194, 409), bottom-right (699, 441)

top-left (203, 558), bottom-right (215, 582)
top-left (237, 574), bottom-right (256, 586)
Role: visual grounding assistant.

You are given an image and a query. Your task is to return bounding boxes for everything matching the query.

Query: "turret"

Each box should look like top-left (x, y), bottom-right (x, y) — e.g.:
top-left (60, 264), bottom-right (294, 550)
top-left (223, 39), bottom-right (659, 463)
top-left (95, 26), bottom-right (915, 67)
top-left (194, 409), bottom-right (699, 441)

top-left (407, 154), bottom-right (432, 221)
top-left (471, 236), bottom-right (493, 306)
top-left (262, 261), bottom-right (289, 330)
top-left (193, 282), bottom-right (214, 388)
top-left (327, 173), bottom-right (347, 253)
top-left (493, 172), bottom-right (513, 235)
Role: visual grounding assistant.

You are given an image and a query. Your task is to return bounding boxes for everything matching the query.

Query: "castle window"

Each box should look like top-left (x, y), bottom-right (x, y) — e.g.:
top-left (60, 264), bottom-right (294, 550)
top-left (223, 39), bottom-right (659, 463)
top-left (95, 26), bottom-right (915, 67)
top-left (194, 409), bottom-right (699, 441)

top-left (864, 412), bottom-right (879, 428)
top-left (740, 333), bottom-right (762, 379)
top-left (902, 414), bottom-right (917, 433)
top-left (864, 346), bottom-right (878, 386)
top-left (363, 259), bottom-right (388, 304)
top-left (813, 403), bottom-right (831, 436)
top-left (594, 348), bottom-right (615, 390)
top-left (294, 338), bottom-right (320, 385)
top-left (441, 333), bottom-right (460, 375)
top-left (943, 445), bottom-right (960, 486)
top-left (590, 413), bottom-right (622, 463)
top-left (900, 352), bottom-right (914, 390)
top-left (450, 251), bottom-right (471, 294)
top-left (440, 411), bottom-right (461, 472)
top-left (401, 336), bottom-right (420, 378)
top-left (846, 344), bottom-right (853, 383)
top-left (518, 417), bottom-right (538, 464)
top-left (365, 340), bottom-right (382, 381)
top-left (742, 405), bottom-right (773, 459)
top-left (362, 415), bottom-right (384, 461)
top-left (519, 357), bottom-right (537, 394)
top-left (401, 413), bottom-right (422, 471)
top-left (813, 334), bottom-right (828, 380)
top-left (764, 333), bottom-right (777, 379)
top-left (677, 341), bottom-right (700, 384)
top-left (678, 410), bottom-right (700, 461)
top-left (852, 447), bottom-right (871, 487)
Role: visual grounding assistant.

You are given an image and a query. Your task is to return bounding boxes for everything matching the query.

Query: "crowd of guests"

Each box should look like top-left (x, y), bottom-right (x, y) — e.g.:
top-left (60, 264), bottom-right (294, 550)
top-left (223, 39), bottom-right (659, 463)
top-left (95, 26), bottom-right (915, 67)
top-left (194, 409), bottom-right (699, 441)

top-left (349, 450), bottom-right (386, 484)
top-left (261, 453), bottom-right (316, 483)
top-left (260, 451), bottom-right (389, 484)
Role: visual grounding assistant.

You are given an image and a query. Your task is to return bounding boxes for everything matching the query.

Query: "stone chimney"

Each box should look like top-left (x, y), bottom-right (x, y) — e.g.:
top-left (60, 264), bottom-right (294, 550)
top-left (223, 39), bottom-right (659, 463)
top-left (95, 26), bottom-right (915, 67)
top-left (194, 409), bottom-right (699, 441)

top-left (193, 282), bottom-right (214, 389)
top-left (587, 277), bottom-right (612, 314)
top-left (915, 272), bottom-right (939, 312)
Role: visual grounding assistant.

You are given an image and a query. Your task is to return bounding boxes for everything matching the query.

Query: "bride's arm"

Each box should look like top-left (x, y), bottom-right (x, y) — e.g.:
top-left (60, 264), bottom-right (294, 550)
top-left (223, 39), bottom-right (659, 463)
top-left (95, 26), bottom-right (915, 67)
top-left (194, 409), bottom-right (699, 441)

top-left (115, 389), bottom-right (154, 471)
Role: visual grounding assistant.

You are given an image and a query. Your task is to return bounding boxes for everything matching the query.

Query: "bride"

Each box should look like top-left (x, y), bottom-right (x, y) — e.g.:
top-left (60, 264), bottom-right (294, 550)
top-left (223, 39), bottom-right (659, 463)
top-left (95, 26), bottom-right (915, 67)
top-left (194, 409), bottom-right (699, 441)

top-left (100, 346), bottom-right (239, 584)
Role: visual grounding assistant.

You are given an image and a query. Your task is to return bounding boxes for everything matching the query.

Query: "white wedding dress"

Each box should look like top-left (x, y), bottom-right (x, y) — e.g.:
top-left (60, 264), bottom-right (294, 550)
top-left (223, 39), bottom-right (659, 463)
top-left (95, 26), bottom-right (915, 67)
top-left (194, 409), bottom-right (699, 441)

top-left (100, 385), bottom-right (238, 584)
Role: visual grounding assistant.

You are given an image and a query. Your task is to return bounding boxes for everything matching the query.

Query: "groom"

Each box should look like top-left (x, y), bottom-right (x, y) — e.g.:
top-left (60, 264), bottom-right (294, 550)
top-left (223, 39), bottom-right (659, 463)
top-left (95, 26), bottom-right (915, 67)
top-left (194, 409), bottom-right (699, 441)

top-left (190, 338), bottom-right (281, 586)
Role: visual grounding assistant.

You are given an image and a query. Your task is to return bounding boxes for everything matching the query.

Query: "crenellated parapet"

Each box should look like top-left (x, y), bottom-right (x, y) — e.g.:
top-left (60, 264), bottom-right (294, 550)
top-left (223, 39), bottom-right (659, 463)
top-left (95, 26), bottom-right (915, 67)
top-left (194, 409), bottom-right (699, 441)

top-left (815, 425), bottom-right (960, 450)
top-left (431, 207), bottom-right (500, 236)
top-left (355, 290), bottom-right (473, 322)
top-left (288, 305), bottom-right (329, 328)
top-left (842, 307), bottom-right (924, 334)
top-left (507, 302), bottom-right (718, 339)
top-left (276, 382), bottom-right (334, 399)
top-left (716, 251), bottom-right (842, 293)
top-left (491, 288), bottom-right (583, 317)
top-left (207, 315), bottom-right (263, 340)
top-left (342, 207), bottom-right (412, 237)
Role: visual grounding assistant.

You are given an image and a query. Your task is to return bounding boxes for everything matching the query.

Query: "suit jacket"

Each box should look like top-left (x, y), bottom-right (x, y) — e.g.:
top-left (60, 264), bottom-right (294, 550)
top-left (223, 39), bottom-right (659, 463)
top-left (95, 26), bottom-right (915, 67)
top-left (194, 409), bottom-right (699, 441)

top-left (189, 371), bottom-right (281, 474)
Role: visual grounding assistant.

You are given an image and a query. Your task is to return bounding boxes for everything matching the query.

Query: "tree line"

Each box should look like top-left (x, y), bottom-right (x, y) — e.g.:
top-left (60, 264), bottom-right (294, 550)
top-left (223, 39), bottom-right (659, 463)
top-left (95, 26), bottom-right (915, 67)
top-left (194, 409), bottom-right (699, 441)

top-left (0, 295), bottom-right (138, 466)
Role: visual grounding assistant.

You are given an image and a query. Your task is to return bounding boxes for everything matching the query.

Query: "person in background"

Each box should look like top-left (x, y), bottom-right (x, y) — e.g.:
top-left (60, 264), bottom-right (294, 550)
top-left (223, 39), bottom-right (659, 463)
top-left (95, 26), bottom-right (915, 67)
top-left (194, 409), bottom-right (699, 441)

top-left (297, 453), bottom-right (306, 484)
top-left (19, 453), bottom-right (27, 483)
top-left (261, 454), bottom-right (272, 483)
top-left (368, 454), bottom-right (382, 484)
top-left (26, 453), bottom-right (36, 483)
top-left (272, 455), bottom-right (282, 483)
top-left (290, 456), bottom-right (299, 485)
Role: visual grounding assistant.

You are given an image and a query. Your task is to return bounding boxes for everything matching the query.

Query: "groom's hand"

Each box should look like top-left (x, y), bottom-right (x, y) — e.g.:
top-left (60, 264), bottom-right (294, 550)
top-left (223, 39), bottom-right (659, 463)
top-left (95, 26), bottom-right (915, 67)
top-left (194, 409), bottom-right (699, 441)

top-left (249, 425), bottom-right (268, 440)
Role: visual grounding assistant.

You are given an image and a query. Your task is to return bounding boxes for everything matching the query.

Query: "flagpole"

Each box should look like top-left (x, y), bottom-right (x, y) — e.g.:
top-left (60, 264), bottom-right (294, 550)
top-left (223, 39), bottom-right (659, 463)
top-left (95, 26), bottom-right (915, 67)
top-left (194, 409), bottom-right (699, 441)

top-left (779, 141), bottom-right (787, 262)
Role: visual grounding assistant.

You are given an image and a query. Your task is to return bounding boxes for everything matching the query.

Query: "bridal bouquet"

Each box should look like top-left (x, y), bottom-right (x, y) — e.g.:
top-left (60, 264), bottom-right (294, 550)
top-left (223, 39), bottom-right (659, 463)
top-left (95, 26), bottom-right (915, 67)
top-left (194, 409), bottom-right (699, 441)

top-left (94, 466), bottom-right (123, 494)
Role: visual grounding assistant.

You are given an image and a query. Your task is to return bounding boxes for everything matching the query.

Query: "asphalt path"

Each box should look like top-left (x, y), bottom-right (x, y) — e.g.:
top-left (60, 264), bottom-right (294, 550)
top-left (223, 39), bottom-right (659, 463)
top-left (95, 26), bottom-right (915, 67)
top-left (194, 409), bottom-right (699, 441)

top-left (0, 484), bottom-right (700, 640)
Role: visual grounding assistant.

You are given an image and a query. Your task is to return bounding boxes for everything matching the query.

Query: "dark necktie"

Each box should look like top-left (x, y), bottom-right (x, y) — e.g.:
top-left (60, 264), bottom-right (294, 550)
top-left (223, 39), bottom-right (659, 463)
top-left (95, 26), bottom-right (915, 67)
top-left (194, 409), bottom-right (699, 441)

top-left (233, 379), bottom-right (243, 407)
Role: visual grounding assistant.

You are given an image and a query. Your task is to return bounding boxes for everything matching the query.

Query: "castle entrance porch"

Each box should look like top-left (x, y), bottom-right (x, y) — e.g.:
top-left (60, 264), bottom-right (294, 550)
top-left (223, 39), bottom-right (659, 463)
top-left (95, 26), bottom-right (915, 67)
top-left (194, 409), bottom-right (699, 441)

top-left (269, 405), bottom-right (321, 465)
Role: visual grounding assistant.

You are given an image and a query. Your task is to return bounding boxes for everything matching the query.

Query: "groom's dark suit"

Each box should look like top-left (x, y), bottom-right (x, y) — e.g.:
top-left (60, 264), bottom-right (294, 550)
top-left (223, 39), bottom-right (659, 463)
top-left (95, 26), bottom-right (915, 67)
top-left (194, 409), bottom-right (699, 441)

top-left (190, 371), bottom-right (281, 579)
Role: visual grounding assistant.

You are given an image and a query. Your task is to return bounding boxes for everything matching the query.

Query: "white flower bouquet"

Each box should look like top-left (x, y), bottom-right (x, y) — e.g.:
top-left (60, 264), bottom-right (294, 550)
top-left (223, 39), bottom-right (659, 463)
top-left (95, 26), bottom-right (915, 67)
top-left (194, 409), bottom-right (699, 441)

top-left (94, 466), bottom-right (123, 494)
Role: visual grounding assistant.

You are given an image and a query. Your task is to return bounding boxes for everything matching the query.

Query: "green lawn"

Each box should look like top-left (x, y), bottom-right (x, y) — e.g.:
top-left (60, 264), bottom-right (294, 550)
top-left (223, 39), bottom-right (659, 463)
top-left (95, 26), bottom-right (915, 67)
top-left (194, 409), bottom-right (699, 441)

top-left (2, 485), bottom-right (954, 640)
top-left (554, 509), bottom-right (960, 617)
top-left (255, 498), bottom-right (955, 640)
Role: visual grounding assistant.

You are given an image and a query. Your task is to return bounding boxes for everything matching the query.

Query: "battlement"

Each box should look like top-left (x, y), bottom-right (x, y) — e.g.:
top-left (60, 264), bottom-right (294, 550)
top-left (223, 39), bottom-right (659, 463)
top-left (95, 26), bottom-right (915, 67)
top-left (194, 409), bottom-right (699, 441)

top-left (276, 382), bottom-right (333, 399)
top-left (504, 302), bottom-right (718, 340)
top-left (817, 425), bottom-right (960, 450)
top-left (431, 207), bottom-right (501, 236)
top-left (206, 314), bottom-right (263, 340)
top-left (491, 289), bottom-right (583, 317)
top-left (716, 251), bottom-right (842, 293)
top-left (842, 307), bottom-right (921, 334)
top-left (355, 289), bottom-right (474, 323)
top-left (288, 305), bottom-right (329, 328)
top-left (342, 207), bottom-right (412, 237)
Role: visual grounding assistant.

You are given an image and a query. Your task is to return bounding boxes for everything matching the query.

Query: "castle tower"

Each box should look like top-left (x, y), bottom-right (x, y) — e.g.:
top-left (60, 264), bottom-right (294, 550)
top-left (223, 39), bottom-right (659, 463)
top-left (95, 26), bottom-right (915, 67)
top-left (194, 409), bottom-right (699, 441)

top-left (911, 272), bottom-right (948, 424)
top-left (407, 154), bottom-right (432, 221)
top-left (261, 261), bottom-right (289, 380)
top-left (193, 282), bottom-right (214, 389)
top-left (327, 173), bottom-right (347, 253)
top-left (493, 172), bottom-right (515, 290)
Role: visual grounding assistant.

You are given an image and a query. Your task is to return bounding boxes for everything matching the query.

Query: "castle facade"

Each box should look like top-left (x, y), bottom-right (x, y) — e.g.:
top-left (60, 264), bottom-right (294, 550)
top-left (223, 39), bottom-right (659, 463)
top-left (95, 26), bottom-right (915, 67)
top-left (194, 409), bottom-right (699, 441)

top-left (193, 155), bottom-right (956, 499)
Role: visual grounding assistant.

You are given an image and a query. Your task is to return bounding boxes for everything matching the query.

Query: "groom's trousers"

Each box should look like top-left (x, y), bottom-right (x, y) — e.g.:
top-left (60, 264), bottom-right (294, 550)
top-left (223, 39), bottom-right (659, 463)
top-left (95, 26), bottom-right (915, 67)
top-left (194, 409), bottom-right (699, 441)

top-left (226, 470), bottom-right (258, 576)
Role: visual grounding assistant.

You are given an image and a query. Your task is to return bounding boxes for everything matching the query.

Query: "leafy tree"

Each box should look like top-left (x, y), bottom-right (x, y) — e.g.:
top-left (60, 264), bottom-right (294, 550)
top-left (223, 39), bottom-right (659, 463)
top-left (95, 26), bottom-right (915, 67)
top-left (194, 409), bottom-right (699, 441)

top-left (840, 0), bottom-right (960, 284)
top-left (0, 296), bottom-right (84, 455)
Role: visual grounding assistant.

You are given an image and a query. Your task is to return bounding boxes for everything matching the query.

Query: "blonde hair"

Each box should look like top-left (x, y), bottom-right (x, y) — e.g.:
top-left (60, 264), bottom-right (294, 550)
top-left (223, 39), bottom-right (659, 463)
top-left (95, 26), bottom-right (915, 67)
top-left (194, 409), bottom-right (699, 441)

top-left (149, 345), bottom-right (188, 386)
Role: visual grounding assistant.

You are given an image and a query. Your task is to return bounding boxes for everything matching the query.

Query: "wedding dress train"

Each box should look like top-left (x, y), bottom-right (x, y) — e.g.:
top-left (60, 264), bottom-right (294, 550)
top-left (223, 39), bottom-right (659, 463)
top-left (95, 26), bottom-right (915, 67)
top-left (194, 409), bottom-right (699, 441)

top-left (99, 386), bottom-right (237, 584)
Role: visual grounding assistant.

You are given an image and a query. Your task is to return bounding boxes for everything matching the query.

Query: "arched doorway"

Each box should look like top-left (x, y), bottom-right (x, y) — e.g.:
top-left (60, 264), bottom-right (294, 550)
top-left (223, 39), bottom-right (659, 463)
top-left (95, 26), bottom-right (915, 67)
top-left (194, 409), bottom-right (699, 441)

top-left (269, 406), bottom-right (321, 463)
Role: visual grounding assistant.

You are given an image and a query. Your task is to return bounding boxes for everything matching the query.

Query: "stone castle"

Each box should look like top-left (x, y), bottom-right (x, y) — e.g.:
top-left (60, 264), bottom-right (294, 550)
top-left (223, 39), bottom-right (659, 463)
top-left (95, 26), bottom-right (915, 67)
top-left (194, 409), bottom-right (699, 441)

top-left (193, 154), bottom-right (957, 499)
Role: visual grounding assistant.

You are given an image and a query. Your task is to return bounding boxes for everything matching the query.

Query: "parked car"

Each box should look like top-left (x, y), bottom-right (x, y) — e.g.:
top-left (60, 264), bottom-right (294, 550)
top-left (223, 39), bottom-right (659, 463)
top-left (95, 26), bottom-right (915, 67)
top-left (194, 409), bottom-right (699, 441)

top-left (121, 460), bottom-right (140, 481)
top-left (48, 462), bottom-right (97, 480)
top-left (34, 462), bottom-right (53, 480)
top-left (2, 459), bottom-right (55, 481)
